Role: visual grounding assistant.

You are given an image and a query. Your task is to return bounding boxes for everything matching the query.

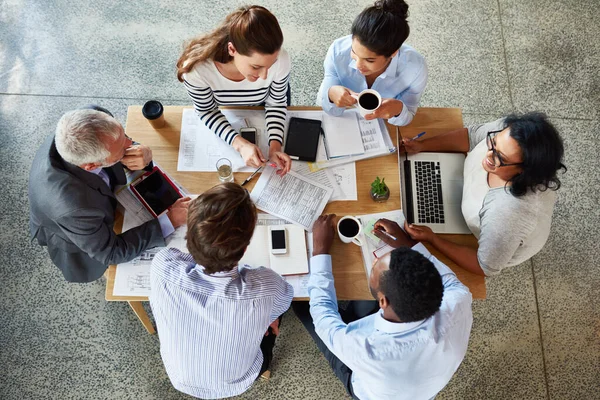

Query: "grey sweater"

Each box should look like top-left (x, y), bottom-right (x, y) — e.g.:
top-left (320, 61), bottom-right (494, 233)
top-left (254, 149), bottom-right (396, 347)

top-left (462, 119), bottom-right (557, 276)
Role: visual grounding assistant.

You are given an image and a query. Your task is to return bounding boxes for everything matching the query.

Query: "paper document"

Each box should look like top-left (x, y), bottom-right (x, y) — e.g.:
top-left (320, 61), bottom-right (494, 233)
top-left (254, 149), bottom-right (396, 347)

top-left (113, 217), bottom-right (188, 297)
top-left (112, 193), bottom-right (193, 297)
top-left (330, 163), bottom-right (357, 201)
top-left (177, 108), bottom-right (269, 172)
top-left (322, 111), bottom-right (364, 158)
top-left (250, 166), bottom-right (333, 231)
top-left (356, 210), bottom-right (406, 278)
top-left (291, 161), bottom-right (345, 201)
top-left (115, 187), bottom-right (154, 228)
top-left (358, 118), bottom-right (387, 152)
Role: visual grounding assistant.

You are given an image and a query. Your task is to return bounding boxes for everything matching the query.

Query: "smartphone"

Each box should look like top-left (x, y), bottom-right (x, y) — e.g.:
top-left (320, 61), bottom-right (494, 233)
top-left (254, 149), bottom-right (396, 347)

top-left (270, 226), bottom-right (287, 255)
top-left (240, 127), bottom-right (257, 144)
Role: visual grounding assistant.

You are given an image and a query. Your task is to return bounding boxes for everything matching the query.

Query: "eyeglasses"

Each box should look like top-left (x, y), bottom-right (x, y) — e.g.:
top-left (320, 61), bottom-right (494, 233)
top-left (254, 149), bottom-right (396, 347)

top-left (486, 130), bottom-right (523, 167)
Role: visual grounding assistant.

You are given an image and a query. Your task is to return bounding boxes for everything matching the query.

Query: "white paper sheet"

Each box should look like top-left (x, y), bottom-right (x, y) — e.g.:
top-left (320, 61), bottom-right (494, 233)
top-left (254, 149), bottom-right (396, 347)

top-left (330, 163), bottom-right (358, 201)
top-left (112, 195), bottom-right (193, 298)
top-left (358, 117), bottom-right (387, 152)
top-left (177, 109), bottom-right (269, 172)
top-left (250, 166), bottom-right (333, 231)
top-left (291, 161), bottom-right (345, 201)
top-left (112, 247), bottom-right (158, 296)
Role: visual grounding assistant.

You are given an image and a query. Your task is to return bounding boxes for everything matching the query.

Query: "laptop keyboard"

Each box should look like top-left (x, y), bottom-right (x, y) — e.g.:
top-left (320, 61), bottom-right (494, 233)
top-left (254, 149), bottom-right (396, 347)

top-left (414, 161), bottom-right (445, 224)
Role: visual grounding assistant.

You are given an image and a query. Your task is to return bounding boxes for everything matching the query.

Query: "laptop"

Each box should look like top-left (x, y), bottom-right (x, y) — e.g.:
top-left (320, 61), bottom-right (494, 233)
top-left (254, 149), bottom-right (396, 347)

top-left (399, 152), bottom-right (471, 234)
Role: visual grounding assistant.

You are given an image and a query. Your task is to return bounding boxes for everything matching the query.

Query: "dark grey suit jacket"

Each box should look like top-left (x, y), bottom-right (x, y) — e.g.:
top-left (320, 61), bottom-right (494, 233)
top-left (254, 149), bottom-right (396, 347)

top-left (29, 134), bottom-right (166, 282)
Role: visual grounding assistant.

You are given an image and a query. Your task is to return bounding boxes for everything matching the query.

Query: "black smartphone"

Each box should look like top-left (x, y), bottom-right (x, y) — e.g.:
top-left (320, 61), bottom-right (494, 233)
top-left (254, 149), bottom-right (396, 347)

top-left (240, 127), bottom-right (257, 144)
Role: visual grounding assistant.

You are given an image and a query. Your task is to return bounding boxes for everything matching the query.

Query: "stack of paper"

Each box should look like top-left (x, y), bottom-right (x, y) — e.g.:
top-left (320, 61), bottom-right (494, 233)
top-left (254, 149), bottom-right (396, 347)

top-left (309, 116), bottom-right (396, 171)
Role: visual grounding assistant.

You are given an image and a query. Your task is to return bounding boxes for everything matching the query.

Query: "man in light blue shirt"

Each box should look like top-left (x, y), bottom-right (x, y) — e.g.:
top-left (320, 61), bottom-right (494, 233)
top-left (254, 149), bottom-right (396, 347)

top-left (294, 215), bottom-right (473, 400)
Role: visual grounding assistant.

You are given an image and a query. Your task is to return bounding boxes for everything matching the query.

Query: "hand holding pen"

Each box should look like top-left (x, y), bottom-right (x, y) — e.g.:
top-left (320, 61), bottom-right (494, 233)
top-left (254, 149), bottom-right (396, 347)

top-left (372, 218), bottom-right (417, 248)
top-left (241, 160), bottom-right (279, 187)
top-left (400, 131), bottom-right (427, 154)
top-left (408, 131), bottom-right (427, 142)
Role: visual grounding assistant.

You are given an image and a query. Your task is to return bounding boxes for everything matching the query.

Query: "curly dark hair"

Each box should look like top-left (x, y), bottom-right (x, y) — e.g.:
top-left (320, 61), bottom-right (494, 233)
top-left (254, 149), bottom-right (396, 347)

top-left (186, 183), bottom-right (257, 274)
top-left (379, 247), bottom-right (443, 322)
top-left (351, 0), bottom-right (410, 57)
top-left (504, 112), bottom-right (567, 197)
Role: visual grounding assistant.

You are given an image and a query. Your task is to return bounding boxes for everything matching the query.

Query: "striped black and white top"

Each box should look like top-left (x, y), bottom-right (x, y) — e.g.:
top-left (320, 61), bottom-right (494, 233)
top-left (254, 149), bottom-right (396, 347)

top-left (182, 48), bottom-right (290, 146)
top-left (149, 248), bottom-right (294, 399)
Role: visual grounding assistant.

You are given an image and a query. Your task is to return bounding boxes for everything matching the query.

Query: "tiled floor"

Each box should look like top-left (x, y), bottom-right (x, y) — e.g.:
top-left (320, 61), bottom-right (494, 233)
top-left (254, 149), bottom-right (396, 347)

top-left (1, 1), bottom-right (598, 399)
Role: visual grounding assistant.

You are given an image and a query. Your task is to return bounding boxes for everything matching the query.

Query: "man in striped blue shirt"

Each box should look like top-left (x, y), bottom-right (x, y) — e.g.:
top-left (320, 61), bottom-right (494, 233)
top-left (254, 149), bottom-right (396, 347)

top-left (294, 215), bottom-right (473, 400)
top-left (150, 183), bottom-right (293, 399)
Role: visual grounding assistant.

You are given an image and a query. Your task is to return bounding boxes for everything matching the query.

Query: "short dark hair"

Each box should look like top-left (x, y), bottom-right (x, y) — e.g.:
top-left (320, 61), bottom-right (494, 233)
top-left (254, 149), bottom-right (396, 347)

top-left (186, 183), bottom-right (257, 274)
top-left (504, 112), bottom-right (567, 197)
top-left (379, 247), bottom-right (443, 322)
top-left (351, 0), bottom-right (410, 57)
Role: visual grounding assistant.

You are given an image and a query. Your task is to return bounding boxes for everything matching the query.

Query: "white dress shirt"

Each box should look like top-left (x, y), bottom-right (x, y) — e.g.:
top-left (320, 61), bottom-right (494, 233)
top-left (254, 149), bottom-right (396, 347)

top-left (308, 243), bottom-right (473, 400)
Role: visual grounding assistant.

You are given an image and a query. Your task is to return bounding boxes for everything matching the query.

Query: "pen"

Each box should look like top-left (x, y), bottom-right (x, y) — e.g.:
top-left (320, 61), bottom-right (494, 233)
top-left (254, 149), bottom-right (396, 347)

top-left (408, 131), bottom-right (427, 142)
top-left (374, 228), bottom-right (397, 241)
top-left (241, 165), bottom-right (263, 187)
top-left (320, 128), bottom-right (331, 160)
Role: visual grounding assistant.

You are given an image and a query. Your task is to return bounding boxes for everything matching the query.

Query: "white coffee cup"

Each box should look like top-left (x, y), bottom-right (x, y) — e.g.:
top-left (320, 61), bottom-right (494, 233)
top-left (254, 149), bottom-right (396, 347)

top-left (337, 216), bottom-right (364, 247)
top-left (353, 89), bottom-right (382, 118)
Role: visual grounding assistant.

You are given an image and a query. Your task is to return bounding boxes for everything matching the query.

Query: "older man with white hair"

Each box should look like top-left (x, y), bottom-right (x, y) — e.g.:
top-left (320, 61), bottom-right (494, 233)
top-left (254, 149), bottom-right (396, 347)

top-left (29, 106), bottom-right (189, 282)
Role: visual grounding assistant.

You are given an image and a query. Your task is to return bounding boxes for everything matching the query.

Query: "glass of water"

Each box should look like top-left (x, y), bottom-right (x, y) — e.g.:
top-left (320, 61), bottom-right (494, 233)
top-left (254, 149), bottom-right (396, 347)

top-left (216, 158), bottom-right (234, 183)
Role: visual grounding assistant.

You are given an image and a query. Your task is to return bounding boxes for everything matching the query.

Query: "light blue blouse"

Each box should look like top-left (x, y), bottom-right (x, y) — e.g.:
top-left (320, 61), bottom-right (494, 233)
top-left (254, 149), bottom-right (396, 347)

top-left (317, 35), bottom-right (428, 126)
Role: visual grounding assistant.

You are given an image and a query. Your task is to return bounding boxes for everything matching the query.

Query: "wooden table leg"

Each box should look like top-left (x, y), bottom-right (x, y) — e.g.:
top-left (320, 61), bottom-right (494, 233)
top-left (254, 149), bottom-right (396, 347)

top-left (128, 301), bottom-right (156, 334)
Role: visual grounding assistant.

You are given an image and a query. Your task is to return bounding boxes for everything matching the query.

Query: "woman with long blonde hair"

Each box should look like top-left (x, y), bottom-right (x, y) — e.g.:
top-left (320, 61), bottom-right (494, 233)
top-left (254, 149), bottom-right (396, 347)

top-left (177, 5), bottom-right (291, 174)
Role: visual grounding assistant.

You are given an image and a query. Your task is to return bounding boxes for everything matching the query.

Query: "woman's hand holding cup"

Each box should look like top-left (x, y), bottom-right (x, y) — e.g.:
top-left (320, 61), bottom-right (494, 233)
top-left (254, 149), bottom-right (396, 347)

top-left (328, 86), bottom-right (358, 108)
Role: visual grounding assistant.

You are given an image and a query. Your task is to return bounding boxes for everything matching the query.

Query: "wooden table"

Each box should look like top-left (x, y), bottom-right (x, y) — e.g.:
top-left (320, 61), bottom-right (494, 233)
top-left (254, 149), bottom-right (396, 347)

top-left (106, 106), bottom-right (486, 334)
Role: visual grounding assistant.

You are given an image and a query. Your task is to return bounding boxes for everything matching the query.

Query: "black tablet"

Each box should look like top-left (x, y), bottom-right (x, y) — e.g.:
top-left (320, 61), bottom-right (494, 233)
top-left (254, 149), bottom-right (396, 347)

top-left (130, 167), bottom-right (182, 217)
top-left (284, 117), bottom-right (322, 162)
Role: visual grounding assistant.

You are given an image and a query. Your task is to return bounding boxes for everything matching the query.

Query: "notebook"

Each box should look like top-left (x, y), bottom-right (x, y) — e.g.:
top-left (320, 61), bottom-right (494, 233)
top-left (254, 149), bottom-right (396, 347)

top-left (322, 111), bottom-right (365, 158)
top-left (284, 117), bottom-right (322, 162)
top-left (239, 224), bottom-right (309, 276)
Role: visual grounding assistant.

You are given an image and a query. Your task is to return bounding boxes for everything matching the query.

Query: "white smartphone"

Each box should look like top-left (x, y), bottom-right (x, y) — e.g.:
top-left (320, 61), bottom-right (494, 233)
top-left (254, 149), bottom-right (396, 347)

top-left (270, 226), bottom-right (287, 255)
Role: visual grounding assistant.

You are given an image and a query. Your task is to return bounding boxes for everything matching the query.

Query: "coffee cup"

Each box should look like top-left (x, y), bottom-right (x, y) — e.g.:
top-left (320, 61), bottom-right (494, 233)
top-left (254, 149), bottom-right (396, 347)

top-left (337, 216), bottom-right (364, 246)
top-left (142, 100), bottom-right (165, 129)
top-left (354, 89), bottom-right (382, 118)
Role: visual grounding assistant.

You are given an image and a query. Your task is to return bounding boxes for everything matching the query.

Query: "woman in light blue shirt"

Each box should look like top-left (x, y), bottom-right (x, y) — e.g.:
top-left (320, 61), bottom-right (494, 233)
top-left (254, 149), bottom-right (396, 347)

top-left (317, 0), bottom-right (428, 126)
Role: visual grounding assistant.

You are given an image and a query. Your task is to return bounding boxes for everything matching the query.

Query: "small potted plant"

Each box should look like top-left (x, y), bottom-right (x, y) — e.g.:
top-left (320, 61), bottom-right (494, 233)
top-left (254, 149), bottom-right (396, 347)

top-left (370, 176), bottom-right (390, 202)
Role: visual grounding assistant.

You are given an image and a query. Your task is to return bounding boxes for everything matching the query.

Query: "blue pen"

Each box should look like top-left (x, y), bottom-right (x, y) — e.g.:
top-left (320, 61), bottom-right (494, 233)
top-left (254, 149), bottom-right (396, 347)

top-left (408, 131), bottom-right (427, 142)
